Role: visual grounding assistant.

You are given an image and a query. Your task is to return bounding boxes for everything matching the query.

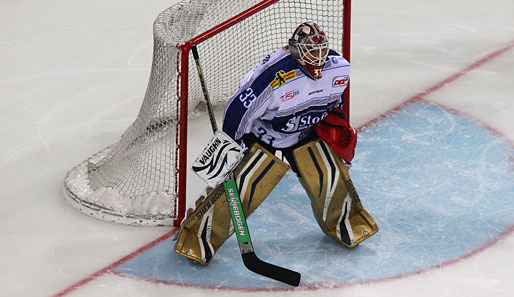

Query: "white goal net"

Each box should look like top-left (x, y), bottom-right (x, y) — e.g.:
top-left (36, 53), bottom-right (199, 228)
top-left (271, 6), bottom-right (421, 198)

top-left (64, 0), bottom-right (349, 226)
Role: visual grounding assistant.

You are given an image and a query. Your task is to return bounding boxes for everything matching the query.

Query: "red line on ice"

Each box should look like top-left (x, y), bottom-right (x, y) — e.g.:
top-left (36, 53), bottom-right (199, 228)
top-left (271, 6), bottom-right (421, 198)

top-left (52, 229), bottom-right (177, 297)
top-left (358, 40), bottom-right (514, 132)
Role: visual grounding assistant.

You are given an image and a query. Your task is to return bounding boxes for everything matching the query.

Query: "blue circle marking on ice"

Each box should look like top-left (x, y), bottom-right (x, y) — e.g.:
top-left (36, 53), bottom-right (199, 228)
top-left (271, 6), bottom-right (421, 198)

top-left (114, 101), bottom-right (514, 289)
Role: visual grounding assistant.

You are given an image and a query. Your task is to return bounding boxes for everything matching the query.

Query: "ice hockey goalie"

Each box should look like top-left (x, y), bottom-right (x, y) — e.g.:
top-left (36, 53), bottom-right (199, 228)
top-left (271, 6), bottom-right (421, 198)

top-left (174, 22), bottom-right (378, 265)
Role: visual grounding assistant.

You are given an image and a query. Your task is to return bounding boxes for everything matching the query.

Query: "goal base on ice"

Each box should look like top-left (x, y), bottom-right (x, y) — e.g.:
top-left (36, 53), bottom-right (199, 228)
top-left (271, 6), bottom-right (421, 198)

top-left (64, 145), bottom-right (176, 226)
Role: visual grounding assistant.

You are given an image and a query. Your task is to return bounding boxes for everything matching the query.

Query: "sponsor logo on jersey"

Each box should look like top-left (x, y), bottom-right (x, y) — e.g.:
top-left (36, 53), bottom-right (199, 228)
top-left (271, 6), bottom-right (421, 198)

top-left (280, 89), bottom-right (300, 102)
top-left (269, 70), bottom-right (296, 89)
top-left (282, 45), bottom-right (289, 51)
top-left (277, 109), bottom-right (329, 133)
top-left (308, 89), bottom-right (323, 96)
top-left (332, 75), bottom-right (349, 87)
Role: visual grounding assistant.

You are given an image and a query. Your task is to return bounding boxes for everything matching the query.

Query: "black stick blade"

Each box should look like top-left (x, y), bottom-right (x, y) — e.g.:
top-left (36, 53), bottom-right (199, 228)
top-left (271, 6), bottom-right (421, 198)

top-left (242, 252), bottom-right (301, 287)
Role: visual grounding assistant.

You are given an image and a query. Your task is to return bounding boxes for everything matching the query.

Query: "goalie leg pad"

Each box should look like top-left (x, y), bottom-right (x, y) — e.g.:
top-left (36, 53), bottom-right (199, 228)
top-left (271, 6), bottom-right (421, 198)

top-left (293, 139), bottom-right (378, 248)
top-left (174, 143), bottom-right (289, 265)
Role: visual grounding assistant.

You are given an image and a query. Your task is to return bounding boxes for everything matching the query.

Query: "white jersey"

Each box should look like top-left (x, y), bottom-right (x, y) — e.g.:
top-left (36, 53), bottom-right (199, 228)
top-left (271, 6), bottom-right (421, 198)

top-left (222, 46), bottom-right (350, 148)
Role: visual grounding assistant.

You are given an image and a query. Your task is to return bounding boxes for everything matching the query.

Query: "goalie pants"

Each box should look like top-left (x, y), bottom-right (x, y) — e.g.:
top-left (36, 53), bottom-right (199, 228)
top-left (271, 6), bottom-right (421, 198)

top-left (240, 132), bottom-right (318, 175)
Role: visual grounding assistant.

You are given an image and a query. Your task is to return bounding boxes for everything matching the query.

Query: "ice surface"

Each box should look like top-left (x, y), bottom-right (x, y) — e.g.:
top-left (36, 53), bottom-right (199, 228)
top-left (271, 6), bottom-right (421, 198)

top-left (113, 101), bottom-right (514, 290)
top-left (1, 0), bottom-right (514, 296)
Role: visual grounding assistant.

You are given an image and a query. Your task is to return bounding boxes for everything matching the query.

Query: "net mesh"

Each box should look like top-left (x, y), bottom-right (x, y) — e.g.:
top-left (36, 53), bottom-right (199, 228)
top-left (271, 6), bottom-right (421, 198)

top-left (64, 0), bottom-right (346, 226)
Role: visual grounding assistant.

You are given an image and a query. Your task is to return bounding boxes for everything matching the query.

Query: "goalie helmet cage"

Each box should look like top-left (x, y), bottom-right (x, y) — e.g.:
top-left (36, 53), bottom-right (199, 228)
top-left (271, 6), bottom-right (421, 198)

top-left (64, 0), bottom-right (352, 227)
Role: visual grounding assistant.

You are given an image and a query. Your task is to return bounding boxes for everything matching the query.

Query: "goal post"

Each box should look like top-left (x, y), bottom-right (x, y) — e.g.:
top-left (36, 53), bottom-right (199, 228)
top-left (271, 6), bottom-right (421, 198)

top-left (64, 0), bottom-right (352, 227)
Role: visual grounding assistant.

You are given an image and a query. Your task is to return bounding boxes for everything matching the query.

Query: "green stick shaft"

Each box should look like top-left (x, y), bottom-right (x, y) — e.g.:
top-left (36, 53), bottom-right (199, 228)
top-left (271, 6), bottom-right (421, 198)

top-left (223, 180), bottom-right (252, 246)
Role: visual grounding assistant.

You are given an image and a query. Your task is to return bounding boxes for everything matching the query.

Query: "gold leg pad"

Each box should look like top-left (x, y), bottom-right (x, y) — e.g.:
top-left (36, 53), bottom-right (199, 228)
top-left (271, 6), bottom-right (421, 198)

top-left (293, 139), bottom-right (378, 247)
top-left (174, 143), bottom-right (290, 264)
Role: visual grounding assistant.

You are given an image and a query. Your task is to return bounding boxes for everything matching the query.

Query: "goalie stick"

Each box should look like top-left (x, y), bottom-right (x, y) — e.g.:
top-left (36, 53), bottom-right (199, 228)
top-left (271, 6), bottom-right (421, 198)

top-left (191, 45), bottom-right (301, 286)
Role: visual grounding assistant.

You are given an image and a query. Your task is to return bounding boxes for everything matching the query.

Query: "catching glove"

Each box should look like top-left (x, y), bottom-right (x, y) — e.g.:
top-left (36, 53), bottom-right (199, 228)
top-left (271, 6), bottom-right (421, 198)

top-left (314, 108), bottom-right (357, 164)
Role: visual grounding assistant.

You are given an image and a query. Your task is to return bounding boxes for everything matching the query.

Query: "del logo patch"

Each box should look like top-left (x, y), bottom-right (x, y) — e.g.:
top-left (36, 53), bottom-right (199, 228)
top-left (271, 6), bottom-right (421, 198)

top-left (269, 70), bottom-right (296, 89)
top-left (332, 75), bottom-right (349, 87)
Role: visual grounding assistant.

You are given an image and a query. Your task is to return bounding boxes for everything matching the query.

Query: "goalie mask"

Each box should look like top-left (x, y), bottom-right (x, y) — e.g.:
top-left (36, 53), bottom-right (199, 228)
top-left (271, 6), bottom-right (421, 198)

top-left (288, 22), bottom-right (329, 80)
